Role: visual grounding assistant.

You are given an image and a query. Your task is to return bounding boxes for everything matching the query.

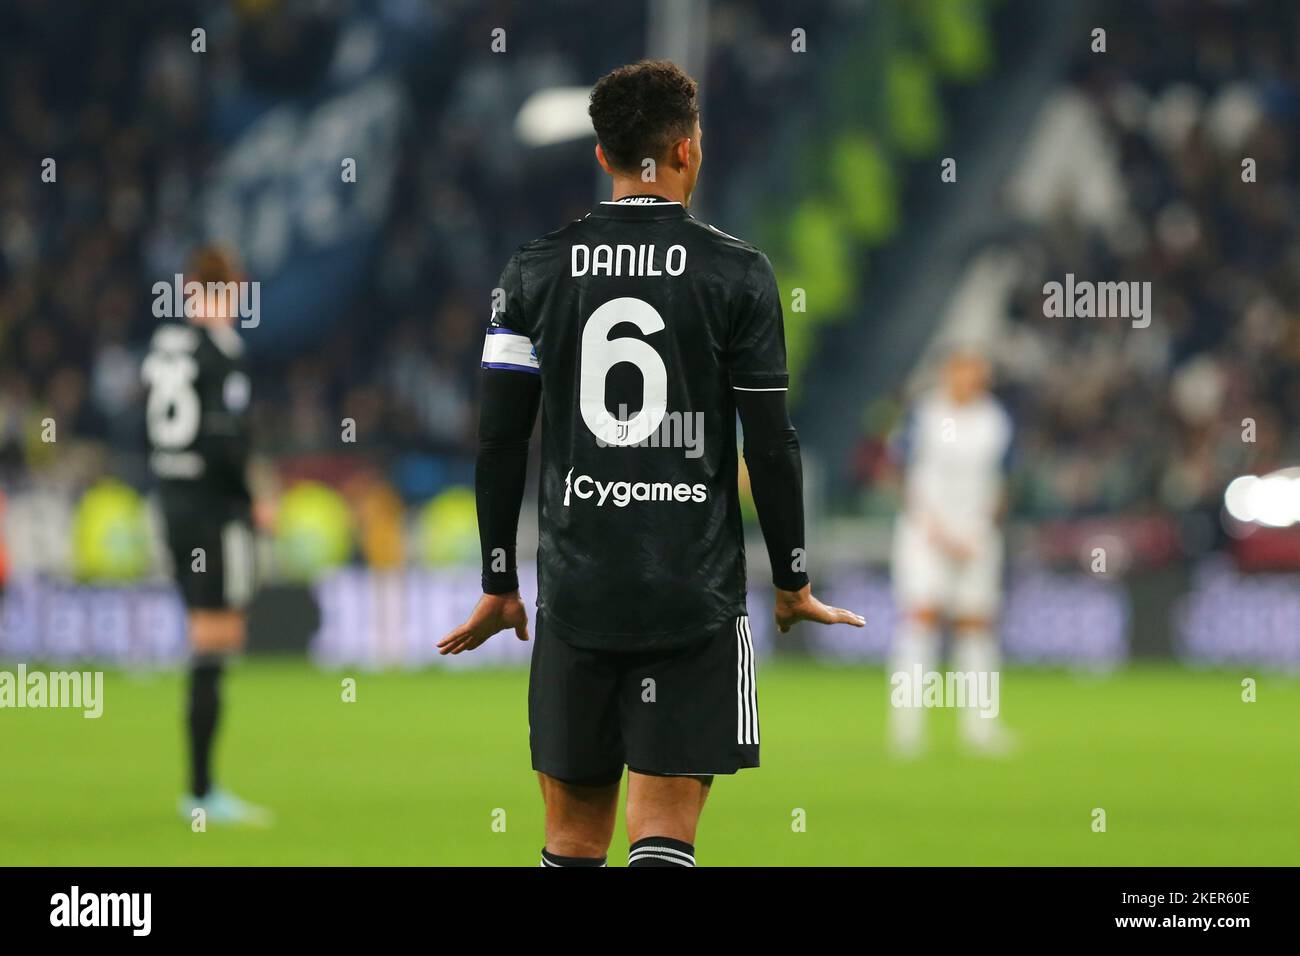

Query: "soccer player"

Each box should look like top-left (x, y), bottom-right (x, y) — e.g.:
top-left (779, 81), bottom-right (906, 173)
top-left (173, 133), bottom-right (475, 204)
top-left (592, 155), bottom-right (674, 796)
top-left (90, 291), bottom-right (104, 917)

top-left (438, 61), bottom-right (864, 868)
top-left (142, 244), bottom-right (270, 825)
top-left (888, 348), bottom-right (1014, 756)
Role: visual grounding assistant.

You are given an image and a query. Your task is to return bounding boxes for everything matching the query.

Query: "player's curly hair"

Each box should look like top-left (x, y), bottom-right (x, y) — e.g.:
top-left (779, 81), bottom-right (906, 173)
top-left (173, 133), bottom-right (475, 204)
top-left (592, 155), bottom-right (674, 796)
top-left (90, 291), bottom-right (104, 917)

top-left (589, 60), bottom-right (699, 174)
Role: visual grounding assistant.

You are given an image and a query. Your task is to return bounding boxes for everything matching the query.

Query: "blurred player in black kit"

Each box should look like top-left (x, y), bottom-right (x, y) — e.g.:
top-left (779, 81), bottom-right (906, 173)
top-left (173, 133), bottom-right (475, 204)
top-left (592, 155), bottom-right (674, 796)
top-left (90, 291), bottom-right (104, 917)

top-left (143, 244), bottom-right (271, 825)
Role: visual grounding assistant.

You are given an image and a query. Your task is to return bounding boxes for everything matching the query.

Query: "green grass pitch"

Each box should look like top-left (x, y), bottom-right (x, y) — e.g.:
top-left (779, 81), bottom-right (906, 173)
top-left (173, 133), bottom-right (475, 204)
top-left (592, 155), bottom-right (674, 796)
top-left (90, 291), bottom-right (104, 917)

top-left (3, 659), bottom-right (1297, 865)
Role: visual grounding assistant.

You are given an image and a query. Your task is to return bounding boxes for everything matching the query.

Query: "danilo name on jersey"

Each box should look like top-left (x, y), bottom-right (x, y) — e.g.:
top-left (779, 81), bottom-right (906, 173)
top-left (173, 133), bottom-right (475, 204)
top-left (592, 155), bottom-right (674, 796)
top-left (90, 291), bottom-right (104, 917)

top-left (571, 243), bottom-right (687, 277)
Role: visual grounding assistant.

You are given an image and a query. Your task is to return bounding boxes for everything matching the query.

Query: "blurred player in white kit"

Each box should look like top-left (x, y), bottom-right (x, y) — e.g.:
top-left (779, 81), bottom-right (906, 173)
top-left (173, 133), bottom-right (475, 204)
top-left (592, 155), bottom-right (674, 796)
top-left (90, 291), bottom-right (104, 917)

top-left (889, 349), bottom-right (1014, 756)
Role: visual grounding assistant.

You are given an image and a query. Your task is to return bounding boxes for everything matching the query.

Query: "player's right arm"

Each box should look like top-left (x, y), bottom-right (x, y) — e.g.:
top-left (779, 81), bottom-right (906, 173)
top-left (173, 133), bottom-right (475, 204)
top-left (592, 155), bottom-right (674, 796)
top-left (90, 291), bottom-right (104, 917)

top-left (439, 253), bottom-right (540, 655)
top-left (730, 253), bottom-right (864, 634)
top-left (437, 366), bottom-right (539, 655)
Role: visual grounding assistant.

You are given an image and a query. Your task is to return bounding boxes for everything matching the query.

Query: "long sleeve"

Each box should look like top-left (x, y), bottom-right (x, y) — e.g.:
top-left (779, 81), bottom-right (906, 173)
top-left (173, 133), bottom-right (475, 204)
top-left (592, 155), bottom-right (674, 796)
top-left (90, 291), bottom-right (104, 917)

top-left (736, 388), bottom-right (808, 592)
top-left (477, 252), bottom-right (541, 594)
top-left (727, 252), bottom-right (808, 591)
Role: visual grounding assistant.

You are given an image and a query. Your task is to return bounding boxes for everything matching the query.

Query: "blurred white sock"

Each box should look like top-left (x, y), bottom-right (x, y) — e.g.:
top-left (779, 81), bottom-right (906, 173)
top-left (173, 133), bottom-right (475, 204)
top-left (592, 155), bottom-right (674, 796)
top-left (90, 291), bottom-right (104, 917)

top-left (953, 629), bottom-right (1004, 748)
top-left (888, 618), bottom-right (938, 755)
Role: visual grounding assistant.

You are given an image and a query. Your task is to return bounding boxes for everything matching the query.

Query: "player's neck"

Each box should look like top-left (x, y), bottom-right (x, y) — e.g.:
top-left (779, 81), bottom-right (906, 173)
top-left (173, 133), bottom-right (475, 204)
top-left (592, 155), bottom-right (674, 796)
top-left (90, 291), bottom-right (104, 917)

top-left (608, 176), bottom-right (688, 207)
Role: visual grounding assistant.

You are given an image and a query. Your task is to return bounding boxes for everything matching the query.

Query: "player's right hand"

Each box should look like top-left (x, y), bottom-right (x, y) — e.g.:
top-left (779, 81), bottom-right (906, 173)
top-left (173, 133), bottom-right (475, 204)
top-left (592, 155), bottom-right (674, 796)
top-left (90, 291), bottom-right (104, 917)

top-left (437, 592), bottom-right (531, 655)
top-left (773, 584), bottom-right (865, 634)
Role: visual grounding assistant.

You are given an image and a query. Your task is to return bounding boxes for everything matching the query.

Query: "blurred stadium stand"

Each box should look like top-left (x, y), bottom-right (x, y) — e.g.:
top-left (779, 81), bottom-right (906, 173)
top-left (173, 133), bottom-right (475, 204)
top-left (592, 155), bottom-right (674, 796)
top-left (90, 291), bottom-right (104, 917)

top-left (1, 0), bottom-right (1297, 668)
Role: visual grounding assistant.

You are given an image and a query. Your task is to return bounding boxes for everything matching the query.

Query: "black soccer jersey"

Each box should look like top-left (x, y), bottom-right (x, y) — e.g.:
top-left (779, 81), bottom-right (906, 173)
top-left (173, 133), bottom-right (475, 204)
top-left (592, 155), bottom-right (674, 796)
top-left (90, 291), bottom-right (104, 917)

top-left (142, 322), bottom-right (252, 510)
top-left (483, 195), bottom-right (790, 651)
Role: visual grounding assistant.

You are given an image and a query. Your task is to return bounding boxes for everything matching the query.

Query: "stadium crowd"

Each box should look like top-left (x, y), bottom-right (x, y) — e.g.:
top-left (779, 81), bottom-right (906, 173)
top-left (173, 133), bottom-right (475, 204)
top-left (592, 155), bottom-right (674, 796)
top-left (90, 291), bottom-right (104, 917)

top-left (0, 0), bottom-right (830, 503)
top-left (1004, 0), bottom-right (1300, 523)
top-left (851, 0), bottom-right (1300, 531)
top-left (5, 0), bottom-right (1292, 555)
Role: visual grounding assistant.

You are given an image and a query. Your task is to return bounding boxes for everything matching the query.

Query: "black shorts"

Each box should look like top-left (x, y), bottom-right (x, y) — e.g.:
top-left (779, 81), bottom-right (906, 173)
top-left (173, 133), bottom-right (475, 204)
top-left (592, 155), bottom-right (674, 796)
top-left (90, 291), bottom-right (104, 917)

top-left (162, 502), bottom-right (255, 611)
top-left (529, 611), bottom-right (760, 783)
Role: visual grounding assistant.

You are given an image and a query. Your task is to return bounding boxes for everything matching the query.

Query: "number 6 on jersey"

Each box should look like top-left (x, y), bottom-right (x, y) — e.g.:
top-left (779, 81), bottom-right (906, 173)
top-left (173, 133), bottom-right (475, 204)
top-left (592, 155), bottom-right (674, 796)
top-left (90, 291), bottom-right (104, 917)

top-left (579, 296), bottom-right (667, 446)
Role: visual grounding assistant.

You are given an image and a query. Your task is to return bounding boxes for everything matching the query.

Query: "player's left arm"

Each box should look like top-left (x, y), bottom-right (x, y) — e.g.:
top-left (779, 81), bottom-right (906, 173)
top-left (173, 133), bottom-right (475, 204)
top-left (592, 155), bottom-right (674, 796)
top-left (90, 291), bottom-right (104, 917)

top-left (208, 356), bottom-right (254, 506)
top-left (439, 254), bottom-right (540, 655)
top-left (729, 252), bottom-right (864, 634)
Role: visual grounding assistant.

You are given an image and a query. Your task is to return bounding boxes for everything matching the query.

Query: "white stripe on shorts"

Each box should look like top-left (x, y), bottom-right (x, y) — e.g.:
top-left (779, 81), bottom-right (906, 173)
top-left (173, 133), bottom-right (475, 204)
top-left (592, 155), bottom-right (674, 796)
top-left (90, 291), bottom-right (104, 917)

top-left (221, 520), bottom-right (254, 609)
top-left (736, 615), bottom-right (758, 745)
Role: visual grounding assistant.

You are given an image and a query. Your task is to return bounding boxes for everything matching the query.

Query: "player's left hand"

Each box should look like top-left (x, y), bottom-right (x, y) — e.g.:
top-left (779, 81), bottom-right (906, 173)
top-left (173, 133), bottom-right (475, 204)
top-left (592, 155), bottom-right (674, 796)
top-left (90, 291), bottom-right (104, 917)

top-left (773, 584), bottom-right (866, 634)
top-left (437, 591), bottom-right (531, 655)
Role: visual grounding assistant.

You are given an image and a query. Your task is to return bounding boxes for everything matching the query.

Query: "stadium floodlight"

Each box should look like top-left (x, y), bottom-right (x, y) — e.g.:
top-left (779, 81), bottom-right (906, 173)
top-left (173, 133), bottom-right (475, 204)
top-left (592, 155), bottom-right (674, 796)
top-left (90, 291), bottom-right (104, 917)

top-left (1223, 468), bottom-right (1300, 527)
top-left (514, 86), bottom-right (595, 147)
